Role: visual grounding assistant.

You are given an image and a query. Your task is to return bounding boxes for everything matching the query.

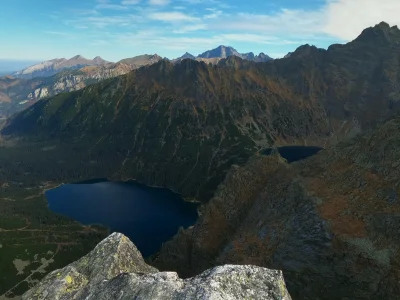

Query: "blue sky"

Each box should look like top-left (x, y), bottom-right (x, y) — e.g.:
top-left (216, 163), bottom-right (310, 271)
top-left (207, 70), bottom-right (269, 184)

top-left (0, 0), bottom-right (398, 62)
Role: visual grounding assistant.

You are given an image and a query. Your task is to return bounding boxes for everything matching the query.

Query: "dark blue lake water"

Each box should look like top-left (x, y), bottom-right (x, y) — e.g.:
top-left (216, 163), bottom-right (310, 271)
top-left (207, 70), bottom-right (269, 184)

top-left (262, 146), bottom-right (323, 162)
top-left (45, 181), bottom-right (199, 257)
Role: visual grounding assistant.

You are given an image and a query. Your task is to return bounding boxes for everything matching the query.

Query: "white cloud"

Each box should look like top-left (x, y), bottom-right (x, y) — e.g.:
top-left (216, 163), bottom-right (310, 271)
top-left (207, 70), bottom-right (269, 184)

top-left (173, 24), bottom-right (207, 33)
top-left (148, 12), bottom-right (198, 22)
top-left (218, 33), bottom-right (302, 45)
top-left (148, 0), bottom-right (170, 5)
top-left (96, 3), bottom-right (129, 10)
top-left (29, 0), bottom-right (400, 61)
top-left (121, 0), bottom-right (141, 4)
top-left (42, 31), bottom-right (73, 37)
top-left (207, 0), bottom-right (400, 42)
top-left (322, 0), bottom-right (400, 40)
top-left (210, 9), bottom-right (324, 36)
top-left (203, 8), bottom-right (222, 19)
top-left (67, 15), bottom-right (142, 28)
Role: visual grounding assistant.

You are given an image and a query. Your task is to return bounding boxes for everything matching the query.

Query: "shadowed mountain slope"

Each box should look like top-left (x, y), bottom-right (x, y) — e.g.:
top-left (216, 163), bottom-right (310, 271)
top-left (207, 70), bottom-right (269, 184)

top-left (153, 115), bottom-right (400, 300)
top-left (1, 22), bottom-right (400, 202)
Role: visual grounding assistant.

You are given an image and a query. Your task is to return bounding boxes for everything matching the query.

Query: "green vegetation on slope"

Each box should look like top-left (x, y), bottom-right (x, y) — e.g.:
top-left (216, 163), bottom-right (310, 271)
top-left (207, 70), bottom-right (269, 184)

top-left (0, 22), bottom-right (400, 297)
top-left (0, 185), bottom-right (108, 298)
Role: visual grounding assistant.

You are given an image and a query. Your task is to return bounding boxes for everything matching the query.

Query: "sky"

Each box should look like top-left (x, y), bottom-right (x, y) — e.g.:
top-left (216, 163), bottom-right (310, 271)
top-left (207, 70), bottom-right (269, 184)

top-left (1, 0), bottom-right (399, 62)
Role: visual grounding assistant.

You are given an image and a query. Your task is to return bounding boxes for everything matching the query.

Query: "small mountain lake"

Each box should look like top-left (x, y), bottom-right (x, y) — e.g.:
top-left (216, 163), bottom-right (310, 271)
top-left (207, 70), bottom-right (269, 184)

top-left (262, 146), bottom-right (323, 162)
top-left (45, 180), bottom-right (199, 257)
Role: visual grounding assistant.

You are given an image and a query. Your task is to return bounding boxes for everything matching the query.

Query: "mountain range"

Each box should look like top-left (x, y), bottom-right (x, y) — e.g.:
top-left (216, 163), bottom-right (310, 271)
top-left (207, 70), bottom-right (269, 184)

top-left (11, 55), bottom-right (109, 79)
top-left (172, 46), bottom-right (272, 64)
top-left (0, 46), bottom-right (272, 118)
top-left (7, 45), bottom-right (272, 80)
top-left (1, 21), bottom-right (400, 299)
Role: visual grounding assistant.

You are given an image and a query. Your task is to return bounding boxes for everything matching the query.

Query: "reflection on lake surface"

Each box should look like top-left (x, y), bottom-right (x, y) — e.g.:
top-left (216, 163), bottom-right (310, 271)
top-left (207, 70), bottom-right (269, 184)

top-left (45, 181), bottom-right (199, 257)
top-left (262, 146), bottom-right (323, 163)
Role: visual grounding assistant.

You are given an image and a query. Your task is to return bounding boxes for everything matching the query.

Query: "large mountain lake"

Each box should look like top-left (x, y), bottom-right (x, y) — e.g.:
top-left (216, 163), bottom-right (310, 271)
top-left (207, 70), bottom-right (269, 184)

top-left (262, 146), bottom-right (323, 162)
top-left (45, 181), bottom-right (199, 257)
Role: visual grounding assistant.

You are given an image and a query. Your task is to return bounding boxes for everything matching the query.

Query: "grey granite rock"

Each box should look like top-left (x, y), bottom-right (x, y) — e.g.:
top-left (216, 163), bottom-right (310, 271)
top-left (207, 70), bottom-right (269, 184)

top-left (23, 233), bottom-right (291, 300)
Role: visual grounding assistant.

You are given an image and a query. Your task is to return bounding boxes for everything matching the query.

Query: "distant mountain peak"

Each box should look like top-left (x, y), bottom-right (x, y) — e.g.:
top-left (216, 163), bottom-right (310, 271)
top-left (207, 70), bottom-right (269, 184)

top-left (11, 55), bottom-right (109, 79)
top-left (355, 21), bottom-right (400, 44)
top-left (376, 21), bottom-right (391, 29)
top-left (71, 55), bottom-right (85, 60)
top-left (181, 52), bottom-right (195, 59)
top-left (198, 45), bottom-right (240, 59)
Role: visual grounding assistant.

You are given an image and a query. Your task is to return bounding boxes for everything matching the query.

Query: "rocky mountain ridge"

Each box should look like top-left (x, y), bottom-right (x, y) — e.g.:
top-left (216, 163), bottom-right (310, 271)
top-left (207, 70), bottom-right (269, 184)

top-left (11, 55), bottom-right (109, 79)
top-left (0, 47), bottom-right (273, 118)
top-left (172, 45), bottom-right (273, 64)
top-left (0, 62), bottom-right (135, 117)
top-left (23, 232), bottom-right (291, 300)
top-left (2, 22), bottom-right (400, 201)
top-left (118, 54), bottom-right (163, 67)
top-left (153, 115), bottom-right (400, 299)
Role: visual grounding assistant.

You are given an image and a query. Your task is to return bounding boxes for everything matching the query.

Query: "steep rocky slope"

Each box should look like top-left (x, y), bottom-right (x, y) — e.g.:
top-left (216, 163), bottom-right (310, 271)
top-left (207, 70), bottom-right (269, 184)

top-left (0, 63), bottom-right (135, 117)
top-left (2, 22), bottom-right (400, 202)
top-left (23, 233), bottom-right (291, 300)
top-left (153, 116), bottom-right (400, 299)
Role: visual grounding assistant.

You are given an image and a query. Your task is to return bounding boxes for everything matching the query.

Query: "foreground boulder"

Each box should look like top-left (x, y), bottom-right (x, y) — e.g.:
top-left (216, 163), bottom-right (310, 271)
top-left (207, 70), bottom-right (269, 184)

top-left (23, 232), bottom-right (291, 300)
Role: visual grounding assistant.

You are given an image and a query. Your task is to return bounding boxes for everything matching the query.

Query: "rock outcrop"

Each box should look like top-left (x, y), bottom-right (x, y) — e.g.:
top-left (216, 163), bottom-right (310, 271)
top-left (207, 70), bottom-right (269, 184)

top-left (0, 63), bottom-right (135, 117)
top-left (23, 233), bottom-right (291, 300)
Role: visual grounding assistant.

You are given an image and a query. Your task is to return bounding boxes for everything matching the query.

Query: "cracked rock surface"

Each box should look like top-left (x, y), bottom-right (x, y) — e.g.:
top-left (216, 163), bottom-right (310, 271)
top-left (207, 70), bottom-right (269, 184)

top-left (23, 232), bottom-right (291, 300)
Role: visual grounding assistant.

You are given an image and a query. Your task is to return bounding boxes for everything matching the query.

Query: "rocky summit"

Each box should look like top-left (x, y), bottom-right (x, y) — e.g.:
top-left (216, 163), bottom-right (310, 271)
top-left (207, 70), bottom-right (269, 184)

top-left (23, 233), bottom-right (291, 300)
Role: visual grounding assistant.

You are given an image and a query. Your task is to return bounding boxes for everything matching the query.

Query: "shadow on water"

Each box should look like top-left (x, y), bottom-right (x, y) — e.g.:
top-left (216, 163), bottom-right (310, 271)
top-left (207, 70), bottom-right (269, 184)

top-left (45, 180), bottom-right (199, 257)
top-left (262, 146), bottom-right (323, 163)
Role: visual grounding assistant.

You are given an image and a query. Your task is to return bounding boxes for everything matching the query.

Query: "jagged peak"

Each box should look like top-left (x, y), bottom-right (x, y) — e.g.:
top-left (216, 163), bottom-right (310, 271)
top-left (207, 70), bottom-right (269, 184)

top-left (289, 44), bottom-right (323, 58)
top-left (355, 21), bottom-right (400, 43)
top-left (376, 21), bottom-right (391, 29)
top-left (93, 56), bottom-right (104, 61)
top-left (23, 233), bottom-right (292, 300)
top-left (152, 53), bottom-right (162, 59)
top-left (179, 52), bottom-right (195, 59)
top-left (70, 55), bottom-right (86, 60)
top-left (217, 55), bottom-right (247, 69)
top-left (198, 45), bottom-right (240, 58)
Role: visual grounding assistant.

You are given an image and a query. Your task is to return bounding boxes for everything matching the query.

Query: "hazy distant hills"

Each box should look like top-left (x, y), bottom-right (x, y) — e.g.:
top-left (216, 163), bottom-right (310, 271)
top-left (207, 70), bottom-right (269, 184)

top-left (11, 55), bottom-right (109, 79)
top-left (0, 59), bottom-right (41, 76)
